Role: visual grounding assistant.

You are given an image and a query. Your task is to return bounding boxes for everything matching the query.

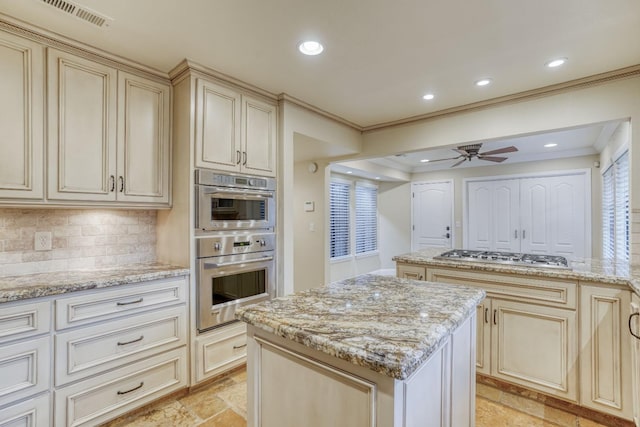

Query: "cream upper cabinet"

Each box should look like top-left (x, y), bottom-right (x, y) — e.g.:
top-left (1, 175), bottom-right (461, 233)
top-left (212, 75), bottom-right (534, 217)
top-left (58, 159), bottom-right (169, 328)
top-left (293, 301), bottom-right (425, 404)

top-left (47, 48), bottom-right (171, 206)
top-left (0, 30), bottom-right (44, 201)
top-left (195, 78), bottom-right (276, 177)
top-left (47, 48), bottom-right (118, 202)
top-left (116, 71), bottom-right (170, 204)
top-left (242, 95), bottom-right (276, 177)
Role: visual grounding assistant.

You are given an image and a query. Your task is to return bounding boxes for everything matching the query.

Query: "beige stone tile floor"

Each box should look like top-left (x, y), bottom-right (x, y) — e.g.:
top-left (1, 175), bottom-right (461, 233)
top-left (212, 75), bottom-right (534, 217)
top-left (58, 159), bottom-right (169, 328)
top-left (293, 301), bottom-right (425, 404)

top-left (104, 366), bottom-right (608, 427)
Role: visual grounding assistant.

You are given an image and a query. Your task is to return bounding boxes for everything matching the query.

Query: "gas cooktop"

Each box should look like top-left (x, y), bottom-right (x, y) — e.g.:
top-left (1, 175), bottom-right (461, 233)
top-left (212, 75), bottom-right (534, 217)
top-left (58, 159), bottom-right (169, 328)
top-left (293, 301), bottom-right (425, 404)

top-left (434, 249), bottom-right (570, 269)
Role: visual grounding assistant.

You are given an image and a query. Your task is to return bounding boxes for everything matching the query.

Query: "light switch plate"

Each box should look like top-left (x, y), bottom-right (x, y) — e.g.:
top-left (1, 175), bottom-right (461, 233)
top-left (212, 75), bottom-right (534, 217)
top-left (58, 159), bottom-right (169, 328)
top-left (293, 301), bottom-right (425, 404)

top-left (35, 231), bottom-right (52, 251)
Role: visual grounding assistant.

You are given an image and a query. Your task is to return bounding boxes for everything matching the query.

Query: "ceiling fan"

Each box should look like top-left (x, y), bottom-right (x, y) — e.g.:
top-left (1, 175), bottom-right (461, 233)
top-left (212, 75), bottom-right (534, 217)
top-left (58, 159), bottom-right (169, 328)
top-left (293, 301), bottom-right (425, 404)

top-left (429, 143), bottom-right (518, 167)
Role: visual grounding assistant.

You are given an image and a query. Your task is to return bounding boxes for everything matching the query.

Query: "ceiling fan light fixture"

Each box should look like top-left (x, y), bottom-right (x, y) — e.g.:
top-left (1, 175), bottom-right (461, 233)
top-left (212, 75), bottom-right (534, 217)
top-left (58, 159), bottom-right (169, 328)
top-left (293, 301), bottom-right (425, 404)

top-left (298, 40), bottom-right (324, 56)
top-left (546, 58), bottom-right (567, 68)
top-left (475, 78), bottom-right (492, 87)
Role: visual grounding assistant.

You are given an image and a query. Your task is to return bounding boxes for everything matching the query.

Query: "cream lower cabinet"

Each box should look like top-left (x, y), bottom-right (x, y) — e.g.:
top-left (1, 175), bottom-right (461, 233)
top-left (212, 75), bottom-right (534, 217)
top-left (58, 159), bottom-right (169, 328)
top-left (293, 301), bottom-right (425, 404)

top-left (0, 29), bottom-right (45, 202)
top-left (195, 321), bottom-right (247, 384)
top-left (397, 264), bottom-right (426, 281)
top-left (53, 276), bottom-right (189, 426)
top-left (47, 48), bottom-right (171, 206)
top-left (195, 78), bottom-right (276, 177)
top-left (423, 266), bottom-right (578, 402)
top-left (579, 284), bottom-right (633, 420)
top-left (630, 293), bottom-right (640, 427)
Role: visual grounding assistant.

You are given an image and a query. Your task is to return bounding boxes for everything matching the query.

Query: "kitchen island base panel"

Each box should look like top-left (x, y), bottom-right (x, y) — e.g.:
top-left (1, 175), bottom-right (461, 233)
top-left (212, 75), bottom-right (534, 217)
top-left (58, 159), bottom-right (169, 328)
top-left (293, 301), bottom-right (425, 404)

top-left (246, 314), bottom-right (476, 427)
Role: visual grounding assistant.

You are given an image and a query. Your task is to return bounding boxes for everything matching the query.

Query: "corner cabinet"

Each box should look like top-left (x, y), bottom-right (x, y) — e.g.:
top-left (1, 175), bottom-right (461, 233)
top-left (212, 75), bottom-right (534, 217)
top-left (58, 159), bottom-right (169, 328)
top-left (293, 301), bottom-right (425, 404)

top-left (0, 30), bottom-right (45, 201)
top-left (195, 78), bottom-right (276, 177)
top-left (47, 48), bottom-right (171, 206)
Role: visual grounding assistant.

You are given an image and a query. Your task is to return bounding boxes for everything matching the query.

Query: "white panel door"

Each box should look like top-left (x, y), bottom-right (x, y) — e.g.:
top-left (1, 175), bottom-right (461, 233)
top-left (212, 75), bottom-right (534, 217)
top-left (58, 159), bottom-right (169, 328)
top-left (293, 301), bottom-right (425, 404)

top-left (520, 175), bottom-right (586, 258)
top-left (0, 31), bottom-right (44, 200)
top-left (412, 181), bottom-right (453, 250)
top-left (492, 180), bottom-right (520, 252)
top-left (467, 181), bottom-right (493, 251)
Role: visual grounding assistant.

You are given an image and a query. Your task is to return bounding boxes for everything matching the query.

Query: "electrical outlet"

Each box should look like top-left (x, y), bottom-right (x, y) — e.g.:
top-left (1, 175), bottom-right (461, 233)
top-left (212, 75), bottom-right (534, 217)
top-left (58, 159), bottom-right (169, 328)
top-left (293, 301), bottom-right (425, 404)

top-left (34, 231), bottom-right (52, 251)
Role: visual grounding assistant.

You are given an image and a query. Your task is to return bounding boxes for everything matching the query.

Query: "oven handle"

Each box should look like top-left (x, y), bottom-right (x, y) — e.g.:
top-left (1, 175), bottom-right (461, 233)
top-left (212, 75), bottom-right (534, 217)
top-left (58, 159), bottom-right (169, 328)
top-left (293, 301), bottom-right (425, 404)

top-left (204, 188), bottom-right (274, 199)
top-left (204, 256), bottom-right (274, 269)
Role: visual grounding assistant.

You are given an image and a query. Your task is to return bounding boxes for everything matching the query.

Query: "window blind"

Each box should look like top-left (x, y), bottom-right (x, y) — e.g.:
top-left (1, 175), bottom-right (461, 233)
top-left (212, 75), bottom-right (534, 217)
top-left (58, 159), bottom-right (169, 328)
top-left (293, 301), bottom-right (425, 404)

top-left (602, 150), bottom-right (629, 262)
top-left (330, 181), bottom-right (351, 258)
top-left (355, 184), bottom-right (378, 254)
top-left (614, 151), bottom-right (629, 263)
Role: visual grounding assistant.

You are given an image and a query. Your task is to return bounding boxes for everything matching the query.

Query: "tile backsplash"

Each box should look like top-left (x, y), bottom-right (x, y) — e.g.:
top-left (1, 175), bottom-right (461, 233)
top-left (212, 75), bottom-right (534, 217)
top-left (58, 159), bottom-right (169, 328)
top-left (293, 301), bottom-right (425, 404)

top-left (0, 209), bottom-right (157, 276)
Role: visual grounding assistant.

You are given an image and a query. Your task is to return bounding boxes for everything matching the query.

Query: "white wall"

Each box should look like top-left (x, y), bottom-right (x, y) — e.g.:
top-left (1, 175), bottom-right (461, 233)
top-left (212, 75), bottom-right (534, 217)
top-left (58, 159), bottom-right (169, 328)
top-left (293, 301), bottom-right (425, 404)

top-left (412, 154), bottom-right (602, 257)
top-left (378, 182), bottom-right (412, 268)
top-left (600, 121), bottom-right (630, 171)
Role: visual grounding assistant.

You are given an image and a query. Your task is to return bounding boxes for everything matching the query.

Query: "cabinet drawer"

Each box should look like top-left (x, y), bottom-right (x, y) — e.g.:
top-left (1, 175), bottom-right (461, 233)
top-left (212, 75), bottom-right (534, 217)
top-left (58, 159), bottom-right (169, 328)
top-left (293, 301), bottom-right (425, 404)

top-left (0, 336), bottom-right (50, 408)
top-left (55, 307), bottom-right (187, 386)
top-left (54, 347), bottom-right (187, 427)
top-left (0, 393), bottom-right (50, 427)
top-left (427, 267), bottom-right (577, 309)
top-left (0, 300), bottom-right (51, 343)
top-left (55, 276), bottom-right (187, 329)
top-left (196, 322), bottom-right (247, 383)
top-left (397, 264), bottom-right (427, 281)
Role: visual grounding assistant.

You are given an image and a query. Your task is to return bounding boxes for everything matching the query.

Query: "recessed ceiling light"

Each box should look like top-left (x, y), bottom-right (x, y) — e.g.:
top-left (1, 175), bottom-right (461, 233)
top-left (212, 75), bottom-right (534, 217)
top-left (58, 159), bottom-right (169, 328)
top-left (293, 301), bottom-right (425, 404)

top-left (375, 177), bottom-right (380, 180)
top-left (422, 93), bottom-right (435, 100)
top-left (298, 41), bottom-right (324, 56)
top-left (420, 159), bottom-right (430, 163)
top-left (546, 58), bottom-right (567, 68)
top-left (346, 171), bottom-right (353, 174)
top-left (544, 143), bottom-right (558, 148)
top-left (475, 78), bottom-right (492, 87)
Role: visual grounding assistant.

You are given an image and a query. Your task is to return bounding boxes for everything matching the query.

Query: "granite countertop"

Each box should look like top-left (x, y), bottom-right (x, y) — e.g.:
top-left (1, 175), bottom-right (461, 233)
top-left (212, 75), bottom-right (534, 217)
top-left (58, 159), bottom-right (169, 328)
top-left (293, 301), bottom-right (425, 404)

top-left (236, 273), bottom-right (485, 380)
top-left (0, 263), bottom-right (190, 303)
top-left (393, 248), bottom-right (640, 294)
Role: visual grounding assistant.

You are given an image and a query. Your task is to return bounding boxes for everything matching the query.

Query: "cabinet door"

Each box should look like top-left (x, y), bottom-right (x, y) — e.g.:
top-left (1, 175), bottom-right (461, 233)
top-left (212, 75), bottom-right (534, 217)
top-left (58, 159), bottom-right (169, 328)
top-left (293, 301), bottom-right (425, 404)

top-left (116, 71), bottom-right (170, 204)
top-left (476, 300), bottom-right (491, 375)
top-left (47, 48), bottom-right (117, 201)
top-left (491, 299), bottom-right (577, 402)
top-left (630, 295), bottom-right (640, 426)
top-left (242, 95), bottom-right (276, 177)
top-left (579, 285), bottom-right (633, 419)
top-left (520, 175), bottom-right (586, 258)
top-left (466, 181), bottom-right (492, 251)
top-left (0, 31), bottom-right (44, 201)
top-left (195, 79), bottom-right (241, 172)
top-left (397, 264), bottom-right (426, 281)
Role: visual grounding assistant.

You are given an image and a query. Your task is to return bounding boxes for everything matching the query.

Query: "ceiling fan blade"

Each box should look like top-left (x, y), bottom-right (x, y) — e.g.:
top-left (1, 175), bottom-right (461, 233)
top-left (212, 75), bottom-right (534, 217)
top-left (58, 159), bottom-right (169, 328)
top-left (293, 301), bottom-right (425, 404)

top-left (479, 146), bottom-right (518, 156)
top-left (451, 158), bottom-right (467, 168)
top-left (478, 156), bottom-right (508, 163)
top-left (427, 156), bottom-right (463, 162)
top-left (453, 148), bottom-right (469, 155)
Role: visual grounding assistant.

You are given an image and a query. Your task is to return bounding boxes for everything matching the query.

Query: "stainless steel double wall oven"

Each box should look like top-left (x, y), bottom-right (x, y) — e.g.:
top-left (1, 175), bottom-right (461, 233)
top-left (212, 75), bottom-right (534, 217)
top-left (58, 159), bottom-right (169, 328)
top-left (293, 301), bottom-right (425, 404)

top-left (195, 170), bottom-right (276, 332)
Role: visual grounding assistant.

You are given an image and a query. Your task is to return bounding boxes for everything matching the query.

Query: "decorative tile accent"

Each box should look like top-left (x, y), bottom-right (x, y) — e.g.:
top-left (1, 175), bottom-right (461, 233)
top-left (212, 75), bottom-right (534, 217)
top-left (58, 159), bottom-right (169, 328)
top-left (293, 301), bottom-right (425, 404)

top-left (0, 209), bottom-right (158, 276)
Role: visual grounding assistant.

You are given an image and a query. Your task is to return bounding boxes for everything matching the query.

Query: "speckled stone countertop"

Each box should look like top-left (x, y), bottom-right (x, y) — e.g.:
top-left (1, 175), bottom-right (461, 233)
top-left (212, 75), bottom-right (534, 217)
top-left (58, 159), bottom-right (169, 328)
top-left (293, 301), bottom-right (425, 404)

top-left (393, 248), bottom-right (640, 294)
top-left (0, 263), bottom-right (190, 303)
top-left (236, 274), bottom-right (485, 380)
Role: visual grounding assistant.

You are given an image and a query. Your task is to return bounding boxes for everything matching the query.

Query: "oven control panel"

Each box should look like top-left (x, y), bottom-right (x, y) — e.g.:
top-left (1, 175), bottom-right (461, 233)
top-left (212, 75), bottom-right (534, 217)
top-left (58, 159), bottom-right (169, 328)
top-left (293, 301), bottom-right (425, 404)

top-left (197, 232), bottom-right (276, 258)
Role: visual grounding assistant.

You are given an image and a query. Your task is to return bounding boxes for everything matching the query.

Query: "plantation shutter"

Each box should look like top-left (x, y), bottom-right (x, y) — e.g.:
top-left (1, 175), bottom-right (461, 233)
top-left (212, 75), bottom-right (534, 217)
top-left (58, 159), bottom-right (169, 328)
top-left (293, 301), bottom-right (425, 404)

top-left (614, 151), bottom-right (629, 263)
top-left (330, 181), bottom-right (351, 258)
top-left (355, 183), bottom-right (378, 254)
top-left (602, 166), bottom-right (615, 259)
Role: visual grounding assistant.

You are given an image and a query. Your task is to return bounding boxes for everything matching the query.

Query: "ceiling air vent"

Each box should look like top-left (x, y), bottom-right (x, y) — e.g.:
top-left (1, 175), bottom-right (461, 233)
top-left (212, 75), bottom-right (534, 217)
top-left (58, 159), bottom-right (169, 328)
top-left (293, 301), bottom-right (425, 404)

top-left (39, 0), bottom-right (113, 28)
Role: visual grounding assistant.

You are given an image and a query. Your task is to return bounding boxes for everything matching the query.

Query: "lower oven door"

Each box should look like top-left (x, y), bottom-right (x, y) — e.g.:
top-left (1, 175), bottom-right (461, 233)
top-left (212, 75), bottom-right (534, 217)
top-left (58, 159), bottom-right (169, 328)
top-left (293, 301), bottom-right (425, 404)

top-left (197, 250), bottom-right (275, 332)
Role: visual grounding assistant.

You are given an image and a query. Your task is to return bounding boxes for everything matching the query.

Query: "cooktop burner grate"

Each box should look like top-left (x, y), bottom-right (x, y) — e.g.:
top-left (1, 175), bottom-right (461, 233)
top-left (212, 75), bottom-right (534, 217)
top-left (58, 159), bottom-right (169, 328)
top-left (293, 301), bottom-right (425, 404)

top-left (435, 249), bottom-right (570, 269)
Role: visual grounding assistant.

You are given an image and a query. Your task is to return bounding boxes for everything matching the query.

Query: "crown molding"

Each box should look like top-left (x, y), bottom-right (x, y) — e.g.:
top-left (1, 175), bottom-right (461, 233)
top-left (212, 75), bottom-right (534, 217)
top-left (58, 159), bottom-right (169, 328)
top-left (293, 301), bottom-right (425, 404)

top-left (362, 64), bottom-right (640, 133)
top-left (277, 93), bottom-right (363, 131)
top-left (169, 59), bottom-right (278, 102)
top-left (0, 13), bottom-right (169, 82)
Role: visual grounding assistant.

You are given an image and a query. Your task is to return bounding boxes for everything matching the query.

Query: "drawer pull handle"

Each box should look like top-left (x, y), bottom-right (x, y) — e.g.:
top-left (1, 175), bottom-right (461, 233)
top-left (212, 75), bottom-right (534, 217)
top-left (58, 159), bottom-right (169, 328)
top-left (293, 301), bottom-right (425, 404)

top-left (117, 335), bottom-right (144, 346)
top-left (117, 381), bottom-right (144, 395)
top-left (233, 343), bottom-right (247, 350)
top-left (117, 298), bottom-right (143, 306)
top-left (629, 312), bottom-right (640, 340)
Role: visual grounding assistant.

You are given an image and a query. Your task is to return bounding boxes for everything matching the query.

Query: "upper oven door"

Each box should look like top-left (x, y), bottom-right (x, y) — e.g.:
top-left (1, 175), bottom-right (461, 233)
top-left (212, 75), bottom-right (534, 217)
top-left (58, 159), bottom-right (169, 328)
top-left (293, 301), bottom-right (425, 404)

top-left (196, 185), bottom-right (275, 231)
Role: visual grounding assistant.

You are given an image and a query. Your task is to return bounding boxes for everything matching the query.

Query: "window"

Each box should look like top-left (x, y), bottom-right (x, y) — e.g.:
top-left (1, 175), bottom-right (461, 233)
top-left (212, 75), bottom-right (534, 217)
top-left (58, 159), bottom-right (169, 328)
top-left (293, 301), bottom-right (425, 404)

top-left (355, 183), bottom-right (378, 254)
top-left (329, 178), bottom-right (379, 259)
top-left (602, 151), bottom-right (629, 262)
top-left (329, 180), bottom-right (350, 258)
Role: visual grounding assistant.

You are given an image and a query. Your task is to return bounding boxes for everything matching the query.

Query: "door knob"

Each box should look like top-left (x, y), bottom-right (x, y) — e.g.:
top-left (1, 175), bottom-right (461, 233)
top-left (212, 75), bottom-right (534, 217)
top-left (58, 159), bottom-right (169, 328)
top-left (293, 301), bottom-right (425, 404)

top-left (445, 233), bottom-right (450, 239)
top-left (446, 226), bottom-right (450, 231)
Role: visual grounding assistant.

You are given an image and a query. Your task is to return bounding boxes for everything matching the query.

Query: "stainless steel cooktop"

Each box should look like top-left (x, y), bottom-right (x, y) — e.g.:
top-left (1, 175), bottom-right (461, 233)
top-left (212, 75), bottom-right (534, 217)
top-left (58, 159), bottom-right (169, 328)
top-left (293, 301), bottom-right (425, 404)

top-left (435, 249), bottom-right (570, 269)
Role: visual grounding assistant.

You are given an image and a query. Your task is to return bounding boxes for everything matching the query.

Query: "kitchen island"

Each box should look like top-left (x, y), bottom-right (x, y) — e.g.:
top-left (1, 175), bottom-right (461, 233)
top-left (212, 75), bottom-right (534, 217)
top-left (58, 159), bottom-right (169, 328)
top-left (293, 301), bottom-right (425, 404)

top-left (236, 274), bottom-right (485, 427)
